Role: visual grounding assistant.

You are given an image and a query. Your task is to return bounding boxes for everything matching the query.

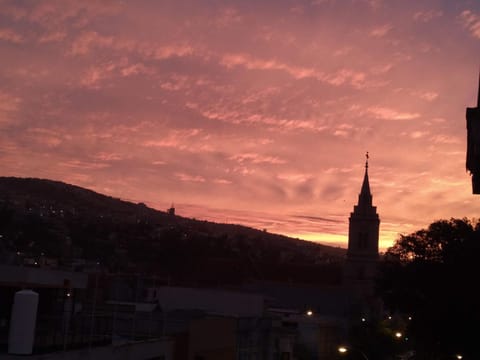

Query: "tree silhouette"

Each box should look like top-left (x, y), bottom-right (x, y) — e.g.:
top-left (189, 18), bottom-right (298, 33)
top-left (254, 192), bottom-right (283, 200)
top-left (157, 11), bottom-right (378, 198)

top-left (377, 218), bottom-right (480, 359)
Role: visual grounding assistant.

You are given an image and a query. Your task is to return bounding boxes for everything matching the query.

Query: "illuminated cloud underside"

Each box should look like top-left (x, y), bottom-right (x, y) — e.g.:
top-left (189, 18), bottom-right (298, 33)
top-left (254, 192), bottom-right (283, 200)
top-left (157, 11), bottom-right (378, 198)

top-left (0, 0), bottom-right (479, 250)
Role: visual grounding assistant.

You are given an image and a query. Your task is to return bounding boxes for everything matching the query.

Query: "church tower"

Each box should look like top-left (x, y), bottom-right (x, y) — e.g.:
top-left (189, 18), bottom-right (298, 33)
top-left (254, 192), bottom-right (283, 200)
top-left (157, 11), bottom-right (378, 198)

top-left (466, 72), bottom-right (480, 194)
top-left (344, 153), bottom-right (380, 308)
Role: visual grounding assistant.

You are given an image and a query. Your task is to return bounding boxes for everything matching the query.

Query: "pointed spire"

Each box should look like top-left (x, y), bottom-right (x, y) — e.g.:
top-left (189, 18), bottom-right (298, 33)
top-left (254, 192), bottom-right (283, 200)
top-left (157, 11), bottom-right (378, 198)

top-left (357, 152), bottom-right (372, 209)
top-left (360, 152), bottom-right (371, 197)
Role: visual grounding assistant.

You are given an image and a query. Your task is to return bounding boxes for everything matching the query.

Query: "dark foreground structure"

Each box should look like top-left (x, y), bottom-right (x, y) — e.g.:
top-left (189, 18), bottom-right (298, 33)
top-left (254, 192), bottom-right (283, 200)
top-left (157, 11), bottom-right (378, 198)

top-left (0, 158), bottom-right (385, 359)
top-left (466, 73), bottom-right (480, 194)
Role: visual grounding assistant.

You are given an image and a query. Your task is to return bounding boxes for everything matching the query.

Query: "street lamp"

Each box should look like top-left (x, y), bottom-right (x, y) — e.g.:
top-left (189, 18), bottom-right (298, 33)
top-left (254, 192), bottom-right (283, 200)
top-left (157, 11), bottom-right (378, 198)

top-left (338, 346), bottom-right (369, 360)
top-left (456, 355), bottom-right (463, 360)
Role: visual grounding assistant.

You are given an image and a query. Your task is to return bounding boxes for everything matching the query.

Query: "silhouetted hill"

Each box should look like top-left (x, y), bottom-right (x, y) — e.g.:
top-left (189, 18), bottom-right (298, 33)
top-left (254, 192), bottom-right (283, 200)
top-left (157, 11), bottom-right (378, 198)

top-left (0, 177), bottom-right (345, 285)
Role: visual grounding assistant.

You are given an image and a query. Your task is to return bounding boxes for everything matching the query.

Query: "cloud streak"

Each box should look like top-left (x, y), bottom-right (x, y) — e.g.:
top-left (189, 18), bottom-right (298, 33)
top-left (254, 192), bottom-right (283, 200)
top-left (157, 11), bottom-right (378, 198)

top-left (460, 10), bottom-right (480, 39)
top-left (0, 0), bottom-right (479, 250)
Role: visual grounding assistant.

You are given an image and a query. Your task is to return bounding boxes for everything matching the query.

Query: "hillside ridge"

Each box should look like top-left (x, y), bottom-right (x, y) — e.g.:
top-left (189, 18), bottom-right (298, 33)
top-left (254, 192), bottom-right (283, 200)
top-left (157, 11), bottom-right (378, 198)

top-left (0, 176), bottom-right (345, 285)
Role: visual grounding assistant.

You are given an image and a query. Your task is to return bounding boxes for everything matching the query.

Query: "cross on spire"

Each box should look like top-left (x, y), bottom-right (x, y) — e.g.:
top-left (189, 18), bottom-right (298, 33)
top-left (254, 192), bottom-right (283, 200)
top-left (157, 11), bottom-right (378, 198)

top-left (365, 151), bottom-right (369, 169)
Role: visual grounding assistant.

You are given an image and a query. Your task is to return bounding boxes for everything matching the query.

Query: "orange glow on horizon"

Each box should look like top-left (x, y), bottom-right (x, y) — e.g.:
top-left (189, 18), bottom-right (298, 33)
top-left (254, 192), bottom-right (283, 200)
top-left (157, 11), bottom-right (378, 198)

top-left (0, 1), bottom-right (479, 253)
top-left (286, 232), bottom-right (348, 248)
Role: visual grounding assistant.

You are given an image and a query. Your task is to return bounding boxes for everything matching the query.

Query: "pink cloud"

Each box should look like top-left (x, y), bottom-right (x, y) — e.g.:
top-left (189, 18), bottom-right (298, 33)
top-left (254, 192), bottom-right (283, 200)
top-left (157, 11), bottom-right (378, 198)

top-left (230, 153), bottom-right (286, 165)
top-left (367, 106), bottom-right (421, 120)
top-left (93, 152), bottom-right (125, 161)
top-left (232, 166), bottom-right (255, 176)
top-left (153, 44), bottom-right (195, 60)
top-left (324, 167), bottom-right (355, 175)
top-left (80, 62), bottom-right (117, 88)
top-left (0, 28), bottom-right (24, 43)
top-left (333, 123), bottom-right (358, 138)
top-left (369, 24), bottom-right (393, 37)
top-left (333, 47), bottom-right (353, 57)
top-left (28, 1), bottom-right (122, 28)
top-left (59, 160), bottom-right (110, 170)
top-left (413, 10), bottom-right (443, 22)
top-left (70, 31), bottom-right (114, 55)
top-left (277, 173), bottom-right (313, 183)
top-left (143, 129), bottom-right (211, 152)
top-left (159, 74), bottom-right (190, 91)
top-left (0, 91), bottom-right (21, 113)
top-left (193, 102), bottom-right (325, 132)
top-left (26, 128), bottom-right (65, 147)
top-left (120, 63), bottom-right (152, 77)
top-left (416, 91), bottom-right (439, 101)
top-left (152, 160), bottom-right (167, 166)
top-left (324, 69), bottom-right (367, 88)
top-left (175, 173), bottom-right (206, 183)
top-left (1, 1), bottom-right (479, 250)
top-left (431, 135), bottom-right (461, 144)
top-left (215, 8), bottom-right (243, 27)
top-left (290, 6), bottom-right (305, 15)
top-left (221, 53), bottom-right (318, 79)
top-left (460, 10), bottom-right (480, 39)
top-left (409, 131), bottom-right (429, 139)
top-left (0, 91), bottom-right (21, 125)
top-left (0, 3), bottom-right (27, 21)
top-left (213, 178), bottom-right (232, 184)
top-left (370, 63), bottom-right (393, 74)
top-left (38, 31), bottom-right (67, 43)
top-left (221, 54), bottom-right (372, 89)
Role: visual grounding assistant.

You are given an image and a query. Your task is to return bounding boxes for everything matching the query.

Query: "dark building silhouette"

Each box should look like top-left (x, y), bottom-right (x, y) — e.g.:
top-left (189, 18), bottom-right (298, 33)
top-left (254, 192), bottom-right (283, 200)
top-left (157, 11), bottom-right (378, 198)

top-left (466, 73), bottom-right (480, 194)
top-left (343, 153), bottom-right (380, 315)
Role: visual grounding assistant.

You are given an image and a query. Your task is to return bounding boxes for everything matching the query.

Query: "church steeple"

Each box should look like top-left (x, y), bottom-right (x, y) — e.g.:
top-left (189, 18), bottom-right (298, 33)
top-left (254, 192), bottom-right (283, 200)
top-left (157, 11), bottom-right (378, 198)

top-left (344, 154), bottom-right (380, 307)
top-left (358, 152), bottom-right (372, 208)
top-left (352, 152), bottom-right (377, 218)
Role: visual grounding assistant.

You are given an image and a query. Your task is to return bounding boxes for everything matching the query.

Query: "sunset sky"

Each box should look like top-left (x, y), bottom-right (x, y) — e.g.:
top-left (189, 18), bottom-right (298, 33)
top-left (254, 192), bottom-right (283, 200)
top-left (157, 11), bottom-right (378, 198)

top-left (1, 0), bottom-right (479, 250)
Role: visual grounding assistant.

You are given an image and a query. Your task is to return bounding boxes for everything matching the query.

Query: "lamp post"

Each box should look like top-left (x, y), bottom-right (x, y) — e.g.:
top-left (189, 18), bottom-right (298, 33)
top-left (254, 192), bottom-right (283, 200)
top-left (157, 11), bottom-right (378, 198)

top-left (338, 346), bottom-right (369, 360)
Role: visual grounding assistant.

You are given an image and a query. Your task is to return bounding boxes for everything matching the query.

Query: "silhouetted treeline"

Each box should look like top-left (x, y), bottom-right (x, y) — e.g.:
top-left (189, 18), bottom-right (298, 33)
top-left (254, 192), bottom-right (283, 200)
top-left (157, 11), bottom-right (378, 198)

top-left (377, 218), bottom-right (480, 359)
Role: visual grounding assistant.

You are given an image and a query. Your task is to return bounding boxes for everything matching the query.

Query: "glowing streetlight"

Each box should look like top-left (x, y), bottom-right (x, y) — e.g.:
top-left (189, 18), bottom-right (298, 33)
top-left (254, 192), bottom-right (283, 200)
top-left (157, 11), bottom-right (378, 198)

top-left (306, 310), bottom-right (313, 316)
top-left (395, 331), bottom-right (403, 340)
top-left (338, 346), bottom-right (369, 360)
top-left (456, 355), bottom-right (463, 359)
